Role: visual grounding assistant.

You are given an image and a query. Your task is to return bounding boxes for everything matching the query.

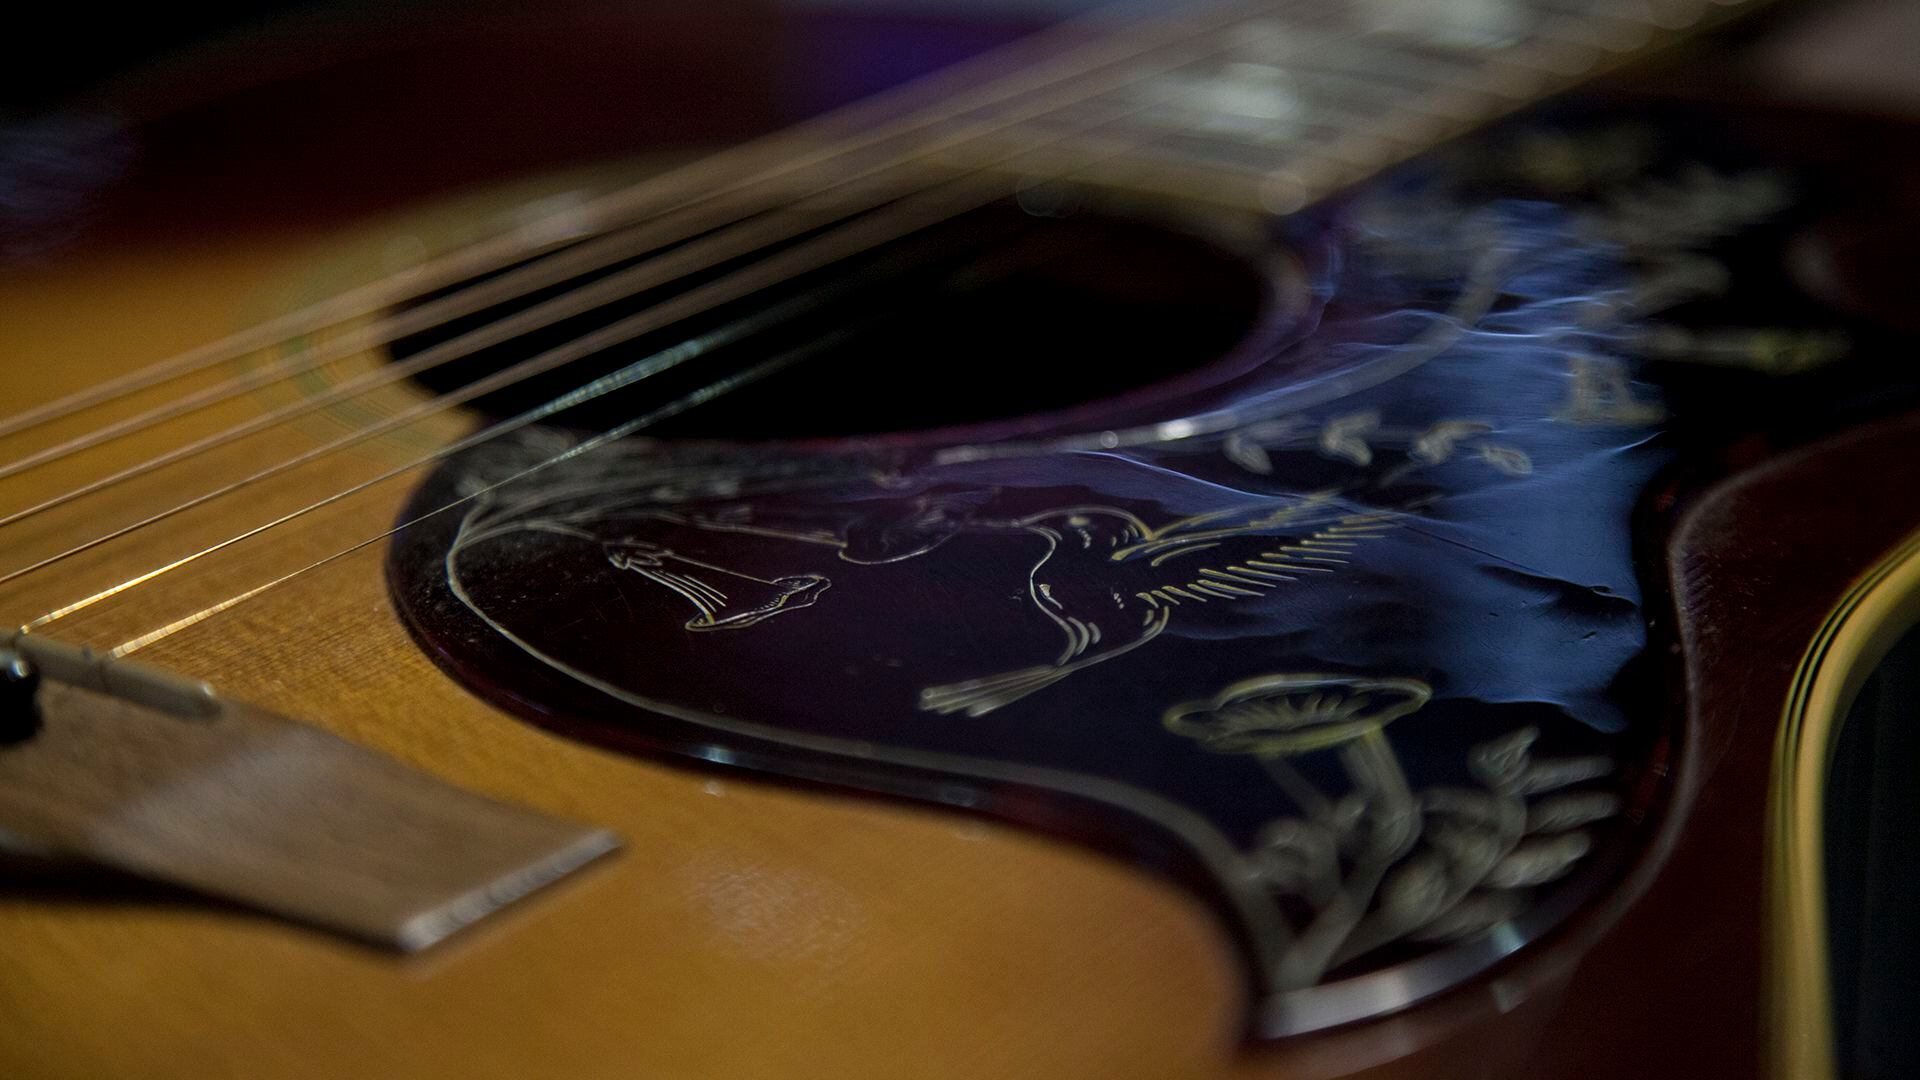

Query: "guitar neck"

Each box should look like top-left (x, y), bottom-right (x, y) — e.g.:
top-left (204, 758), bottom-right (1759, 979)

top-left (900, 0), bottom-right (1766, 214)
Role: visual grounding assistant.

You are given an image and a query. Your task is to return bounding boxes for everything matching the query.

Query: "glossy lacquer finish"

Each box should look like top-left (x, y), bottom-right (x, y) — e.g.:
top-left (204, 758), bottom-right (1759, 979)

top-left (388, 101), bottom-right (1914, 1036)
top-left (3, 3), bottom-right (1919, 1077)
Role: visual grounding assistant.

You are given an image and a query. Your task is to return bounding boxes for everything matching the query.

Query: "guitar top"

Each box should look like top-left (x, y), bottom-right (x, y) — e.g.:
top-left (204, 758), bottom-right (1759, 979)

top-left (2, 1), bottom-right (1917, 1077)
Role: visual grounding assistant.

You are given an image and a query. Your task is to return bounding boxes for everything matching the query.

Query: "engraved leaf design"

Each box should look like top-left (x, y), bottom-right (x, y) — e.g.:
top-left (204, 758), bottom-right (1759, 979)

top-left (1234, 707), bottom-right (1622, 982)
top-left (1420, 787), bottom-right (1525, 834)
top-left (1251, 818), bottom-right (1340, 903)
top-left (1409, 889), bottom-right (1528, 943)
top-left (1477, 443), bottom-right (1534, 476)
top-left (1224, 433), bottom-right (1274, 475)
top-left (1410, 420), bottom-right (1491, 464)
top-left (1424, 819), bottom-right (1510, 884)
top-left (1526, 791), bottom-right (1620, 833)
top-left (1328, 791), bottom-right (1371, 840)
top-left (1241, 416), bottom-right (1308, 444)
top-left (1483, 832), bottom-right (1592, 888)
top-left (1469, 727), bottom-right (1538, 791)
top-left (1511, 756), bottom-right (1613, 796)
top-left (1318, 411), bottom-right (1379, 466)
top-left (1379, 853), bottom-right (1452, 931)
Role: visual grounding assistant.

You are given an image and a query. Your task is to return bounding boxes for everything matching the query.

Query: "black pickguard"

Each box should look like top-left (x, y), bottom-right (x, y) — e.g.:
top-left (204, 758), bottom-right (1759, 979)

top-left (387, 104), bottom-right (1917, 1035)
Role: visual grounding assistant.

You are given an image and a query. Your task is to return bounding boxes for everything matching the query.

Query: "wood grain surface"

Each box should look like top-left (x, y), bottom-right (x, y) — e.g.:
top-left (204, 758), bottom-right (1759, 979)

top-left (0, 176), bottom-right (1576, 1079)
top-left (2, 4), bottom-right (1915, 1076)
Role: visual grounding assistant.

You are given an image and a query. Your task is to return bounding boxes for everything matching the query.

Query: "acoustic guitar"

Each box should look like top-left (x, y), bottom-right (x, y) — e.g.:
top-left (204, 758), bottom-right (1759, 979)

top-left (3, 1), bottom-right (1916, 1077)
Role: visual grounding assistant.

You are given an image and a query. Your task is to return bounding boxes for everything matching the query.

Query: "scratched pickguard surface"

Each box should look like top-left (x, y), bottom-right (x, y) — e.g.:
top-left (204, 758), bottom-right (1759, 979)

top-left (388, 107), bottom-right (1901, 1031)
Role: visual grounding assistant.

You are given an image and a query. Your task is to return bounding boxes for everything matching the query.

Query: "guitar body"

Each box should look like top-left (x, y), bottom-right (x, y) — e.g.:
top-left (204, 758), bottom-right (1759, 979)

top-left (3, 4), bottom-right (1916, 1077)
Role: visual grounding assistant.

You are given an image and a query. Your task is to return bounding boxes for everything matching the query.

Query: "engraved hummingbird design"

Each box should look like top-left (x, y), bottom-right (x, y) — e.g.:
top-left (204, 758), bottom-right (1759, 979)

top-left (915, 497), bottom-right (1399, 716)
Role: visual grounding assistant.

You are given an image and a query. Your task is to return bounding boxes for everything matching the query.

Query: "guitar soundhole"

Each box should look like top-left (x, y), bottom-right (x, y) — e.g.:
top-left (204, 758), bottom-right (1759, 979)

top-left (388, 202), bottom-right (1273, 440)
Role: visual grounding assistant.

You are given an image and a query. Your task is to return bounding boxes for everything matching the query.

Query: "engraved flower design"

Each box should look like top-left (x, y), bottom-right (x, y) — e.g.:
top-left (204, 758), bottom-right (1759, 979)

top-left (1161, 673), bottom-right (1431, 757)
top-left (1164, 673), bottom-right (1620, 990)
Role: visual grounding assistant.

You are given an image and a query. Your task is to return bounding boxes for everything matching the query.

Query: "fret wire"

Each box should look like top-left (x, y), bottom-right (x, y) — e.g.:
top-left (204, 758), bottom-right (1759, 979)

top-left (1077, 21), bottom-right (1504, 155)
top-left (1079, 28), bottom-right (1584, 189)
top-left (1250, 27), bottom-right (1552, 107)
top-left (955, 97), bottom-right (1351, 188)
top-left (1227, 20), bottom-right (1477, 82)
top-left (1332, 10), bottom-right (1692, 170)
top-left (1028, 90), bottom-right (1374, 156)
top-left (1325, 1), bottom-right (1710, 128)
top-left (1066, 58), bottom-right (1395, 128)
top-left (1273, 61), bottom-right (1438, 110)
top-left (1220, 1), bottom-right (1477, 74)
top-left (1285, 62), bottom-right (1500, 126)
top-left (1041, 0), bottom-right (1750, 264)
top-left (1257, 44), bottom-right (1608, 209)
top-left (1334, 1), bottom-right (1702, 81)
top-left (1029, 1), bottom-right (1674, 174)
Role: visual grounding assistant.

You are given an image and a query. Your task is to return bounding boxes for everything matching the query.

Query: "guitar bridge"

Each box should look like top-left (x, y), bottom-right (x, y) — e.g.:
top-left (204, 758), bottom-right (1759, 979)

top-left (0, 635), bottom-right (619, 951)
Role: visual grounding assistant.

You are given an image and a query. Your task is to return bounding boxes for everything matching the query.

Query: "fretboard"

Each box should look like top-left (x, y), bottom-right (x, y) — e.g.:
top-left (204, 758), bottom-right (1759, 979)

top-left (897, 0), bottom-right (1766, 213)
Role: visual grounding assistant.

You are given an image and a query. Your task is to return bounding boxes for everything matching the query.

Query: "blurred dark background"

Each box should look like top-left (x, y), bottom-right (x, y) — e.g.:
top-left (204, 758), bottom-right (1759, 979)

top-left (1, 0), bottom-right (1914, 262)
top-left (7, 0), bottom-right (1918, 115)
top-left (0, 1), bottom-right (1090, 256)
top-left (4, 1), bottom-right (342, 111)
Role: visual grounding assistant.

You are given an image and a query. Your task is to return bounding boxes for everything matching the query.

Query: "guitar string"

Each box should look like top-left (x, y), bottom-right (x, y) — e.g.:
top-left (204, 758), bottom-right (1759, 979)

top-left (14, 0), bottom-right (1524, 489)
top-left (0, 0), bottom-right (1166, 438)
top-left (0, 6), bottom-right (1268, 481)
top-left (0, 1), bottom-right (1288, 505)
top-left (3, 0), bottom-right (1668, 592)
top-left (0, 0), bottom-right (1623, 452)
top-left (7, 0), bottom-right (1704, 638)
top-left (0, 0), bottom-right (1639, 521)
top-left (0, 281), bottom-right (850, 587)
top-left (0, 0), bottom-right (1288, 444)
top-left (8, 0), bottom-right (1552, 567)
top-left (89, 161), bottom-right (1205, 656)
top-left (0, 14), bottom-right (1304, 576)
top-left (22, 51), bottom-right (1243, 639)
top-left (108, 328), bottom-right (864, 657)
top-left (11, 0), bottom-right (1681, 638)
top-left (25, 180), bottom-right (1007, 635)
